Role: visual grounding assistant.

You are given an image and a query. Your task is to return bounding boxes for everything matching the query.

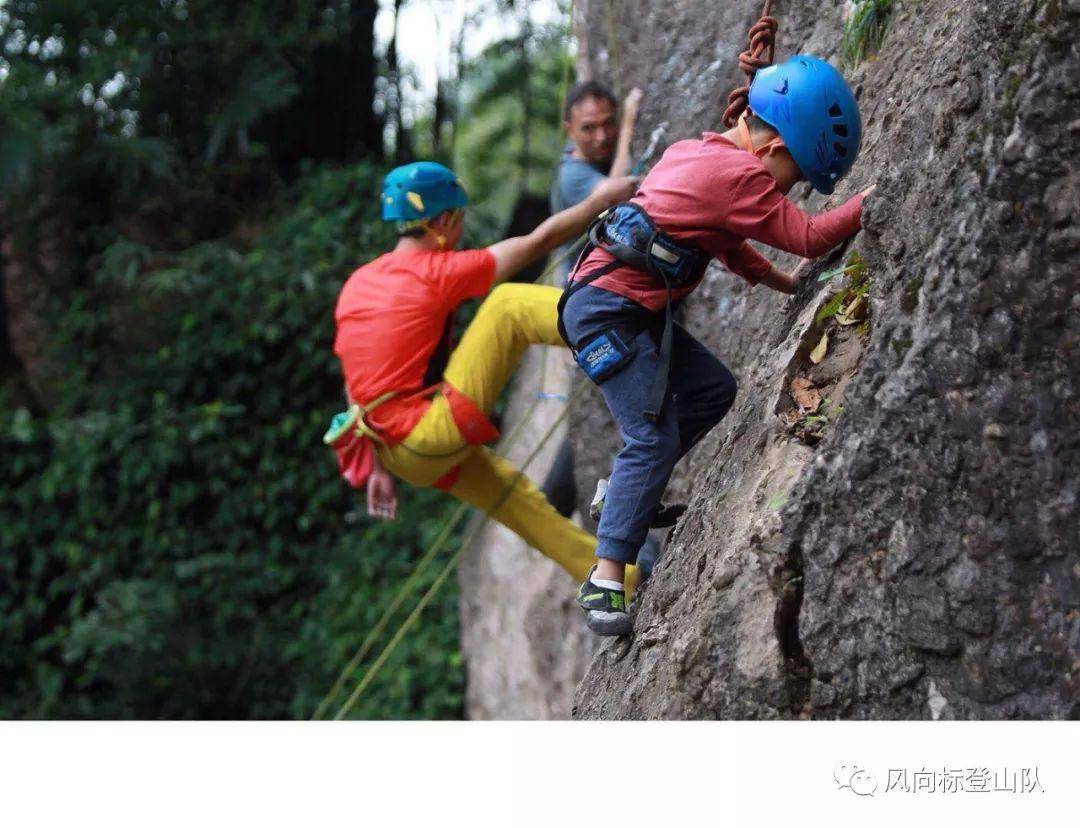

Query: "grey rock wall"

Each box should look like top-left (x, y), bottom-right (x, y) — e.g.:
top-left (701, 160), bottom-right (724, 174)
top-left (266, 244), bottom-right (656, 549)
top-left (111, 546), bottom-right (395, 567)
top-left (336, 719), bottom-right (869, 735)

top-left (571, 0), bottom-right (1080, 719)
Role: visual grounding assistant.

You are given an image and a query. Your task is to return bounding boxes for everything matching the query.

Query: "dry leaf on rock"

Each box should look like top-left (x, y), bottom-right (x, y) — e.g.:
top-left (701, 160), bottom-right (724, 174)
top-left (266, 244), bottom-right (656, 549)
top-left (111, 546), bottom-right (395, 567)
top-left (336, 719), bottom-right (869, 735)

top-left (790, 378), bottom-right (821, 413)
top-left (809, 332), bottom-right (829, 364)
top-left (836, 294), bottom-right (869, 326)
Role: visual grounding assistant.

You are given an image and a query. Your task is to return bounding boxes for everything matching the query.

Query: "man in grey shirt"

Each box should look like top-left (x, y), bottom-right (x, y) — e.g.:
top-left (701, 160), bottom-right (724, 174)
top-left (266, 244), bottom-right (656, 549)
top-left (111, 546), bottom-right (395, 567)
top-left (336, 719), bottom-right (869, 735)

top-left (550, 81), bottom-right (643, 285)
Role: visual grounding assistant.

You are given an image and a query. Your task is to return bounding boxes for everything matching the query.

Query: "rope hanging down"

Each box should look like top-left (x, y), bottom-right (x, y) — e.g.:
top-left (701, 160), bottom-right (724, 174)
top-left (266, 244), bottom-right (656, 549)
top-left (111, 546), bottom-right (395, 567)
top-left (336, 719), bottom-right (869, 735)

top-left (722, 0), bottom-right (779, 128)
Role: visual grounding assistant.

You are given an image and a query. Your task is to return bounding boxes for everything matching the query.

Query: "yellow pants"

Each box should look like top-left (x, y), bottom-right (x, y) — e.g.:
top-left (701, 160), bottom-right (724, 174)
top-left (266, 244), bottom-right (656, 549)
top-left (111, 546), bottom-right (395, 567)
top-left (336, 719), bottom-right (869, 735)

top-left (377, 283), bottom-right (637, 593)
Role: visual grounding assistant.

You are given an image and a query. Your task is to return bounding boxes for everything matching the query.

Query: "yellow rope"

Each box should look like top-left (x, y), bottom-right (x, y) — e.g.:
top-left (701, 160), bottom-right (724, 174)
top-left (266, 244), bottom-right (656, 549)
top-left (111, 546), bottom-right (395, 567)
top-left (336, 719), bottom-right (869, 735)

top-left (332, 379), bottom-right (588, 720)
top-left (310, 500), bottom-right (469, 720)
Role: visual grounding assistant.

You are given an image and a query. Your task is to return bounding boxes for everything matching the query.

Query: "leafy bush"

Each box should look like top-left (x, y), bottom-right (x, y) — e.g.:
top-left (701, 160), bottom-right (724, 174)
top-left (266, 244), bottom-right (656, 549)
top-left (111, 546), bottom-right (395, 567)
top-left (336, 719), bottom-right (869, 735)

top-left (841, 0), bottom-right (894, 68)
top-left (0, 163), bottom-right (466, 719)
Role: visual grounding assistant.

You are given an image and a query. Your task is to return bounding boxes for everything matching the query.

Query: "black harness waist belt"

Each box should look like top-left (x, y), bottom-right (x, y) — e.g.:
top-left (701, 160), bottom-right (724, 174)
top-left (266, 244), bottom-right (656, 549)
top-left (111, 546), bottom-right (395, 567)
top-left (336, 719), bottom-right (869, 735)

top-left (556, 202), bottom-right (710, 423)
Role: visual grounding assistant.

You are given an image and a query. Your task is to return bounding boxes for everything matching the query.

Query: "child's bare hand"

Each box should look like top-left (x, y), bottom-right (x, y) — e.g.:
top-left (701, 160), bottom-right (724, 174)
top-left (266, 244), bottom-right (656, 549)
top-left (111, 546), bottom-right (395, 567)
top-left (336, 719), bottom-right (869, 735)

top-left (789, 258), bottom-right (813, 285)
top-left (861, 184), bottom-right (877, 199)
top-left (623, 87), bottom-right (645, 118)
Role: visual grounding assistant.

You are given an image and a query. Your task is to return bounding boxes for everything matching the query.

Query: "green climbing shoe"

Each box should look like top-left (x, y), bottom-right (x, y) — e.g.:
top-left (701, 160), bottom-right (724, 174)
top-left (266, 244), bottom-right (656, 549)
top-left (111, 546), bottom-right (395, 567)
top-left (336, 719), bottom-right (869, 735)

top-left (577, 565), bottom-right (632, 636)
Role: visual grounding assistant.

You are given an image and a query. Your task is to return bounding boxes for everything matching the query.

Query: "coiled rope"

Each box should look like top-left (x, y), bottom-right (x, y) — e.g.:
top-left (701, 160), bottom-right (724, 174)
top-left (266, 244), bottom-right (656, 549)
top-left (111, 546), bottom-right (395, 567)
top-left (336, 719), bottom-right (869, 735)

top-left (722, 0), bottom-right (779, 128)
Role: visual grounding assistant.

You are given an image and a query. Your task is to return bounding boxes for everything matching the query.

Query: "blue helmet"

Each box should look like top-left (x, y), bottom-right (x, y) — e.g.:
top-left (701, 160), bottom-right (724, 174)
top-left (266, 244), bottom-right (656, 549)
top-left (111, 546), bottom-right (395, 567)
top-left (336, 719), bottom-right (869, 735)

top-left (748, 56), bottom-right (862, 195)
top-left (381, 161), bottom-right (468, 223)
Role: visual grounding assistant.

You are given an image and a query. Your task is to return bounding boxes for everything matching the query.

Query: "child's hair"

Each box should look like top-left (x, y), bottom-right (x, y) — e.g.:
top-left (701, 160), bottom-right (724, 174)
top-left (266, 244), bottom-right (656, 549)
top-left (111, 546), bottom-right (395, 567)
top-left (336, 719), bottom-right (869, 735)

top-left (744, 111), bottom-right (775, 134)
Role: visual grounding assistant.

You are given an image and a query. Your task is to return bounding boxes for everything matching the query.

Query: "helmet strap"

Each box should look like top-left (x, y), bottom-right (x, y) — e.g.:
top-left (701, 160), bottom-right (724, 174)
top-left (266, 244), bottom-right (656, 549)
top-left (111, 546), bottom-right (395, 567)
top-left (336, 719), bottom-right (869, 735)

top-left (430, 208), bottom-right (464, 251)
top-left (401, 209), bottom-right (462, 251)
top-left (425, 223), bottom-right (448, 251)
top-left (738, 112), bottom-right (786, 160)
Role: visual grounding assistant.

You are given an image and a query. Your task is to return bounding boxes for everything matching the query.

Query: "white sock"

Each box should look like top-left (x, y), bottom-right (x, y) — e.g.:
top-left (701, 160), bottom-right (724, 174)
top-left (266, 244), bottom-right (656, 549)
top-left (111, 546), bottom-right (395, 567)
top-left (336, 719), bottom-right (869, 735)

top-left (590, 574), bottom-right (624, 592)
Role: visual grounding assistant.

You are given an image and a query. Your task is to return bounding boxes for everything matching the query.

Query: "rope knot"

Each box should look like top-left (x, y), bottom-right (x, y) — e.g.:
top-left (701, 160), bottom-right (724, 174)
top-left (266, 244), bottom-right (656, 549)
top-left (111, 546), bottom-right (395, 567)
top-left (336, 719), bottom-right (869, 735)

top-left (722, 1), bottom-right (779, 128)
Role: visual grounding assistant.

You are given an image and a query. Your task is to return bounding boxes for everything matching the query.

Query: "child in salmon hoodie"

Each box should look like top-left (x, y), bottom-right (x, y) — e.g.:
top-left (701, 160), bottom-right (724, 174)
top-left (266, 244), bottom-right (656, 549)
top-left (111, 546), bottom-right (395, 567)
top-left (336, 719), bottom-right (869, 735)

top-left (562, 56), bottom-right (874, 635)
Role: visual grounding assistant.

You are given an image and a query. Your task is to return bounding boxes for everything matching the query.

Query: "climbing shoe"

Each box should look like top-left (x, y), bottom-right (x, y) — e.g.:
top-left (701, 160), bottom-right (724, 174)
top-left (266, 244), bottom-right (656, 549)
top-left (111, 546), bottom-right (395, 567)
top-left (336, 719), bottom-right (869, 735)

top-left (588, 478), bottom-right (609, 523)
top-left (652, 503), bottom-right (687, 529)
top-left (577, 565), bottom-right (633, 637)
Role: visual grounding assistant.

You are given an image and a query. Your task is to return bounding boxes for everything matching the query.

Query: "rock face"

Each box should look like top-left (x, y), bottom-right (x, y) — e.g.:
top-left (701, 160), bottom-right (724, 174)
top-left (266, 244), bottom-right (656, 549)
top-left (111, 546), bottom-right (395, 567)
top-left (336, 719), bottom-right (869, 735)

top-left (569, 0), bottom-right (1080, 719)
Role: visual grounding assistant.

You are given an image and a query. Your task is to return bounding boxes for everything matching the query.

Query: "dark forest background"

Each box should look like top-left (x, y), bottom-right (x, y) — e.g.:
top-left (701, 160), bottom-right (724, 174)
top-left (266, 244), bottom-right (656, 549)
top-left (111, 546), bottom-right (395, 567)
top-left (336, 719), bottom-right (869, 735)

top-left (0, 0), bottom-right (572, 718)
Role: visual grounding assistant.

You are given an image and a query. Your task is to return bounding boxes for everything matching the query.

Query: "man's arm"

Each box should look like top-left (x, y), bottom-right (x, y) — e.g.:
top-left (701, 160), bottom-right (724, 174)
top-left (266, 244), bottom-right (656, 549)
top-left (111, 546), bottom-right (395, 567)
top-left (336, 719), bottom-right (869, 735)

top-left (608, 88), bottom-right (644, 178)
top-left (487, 175), bottom-right (638, 283)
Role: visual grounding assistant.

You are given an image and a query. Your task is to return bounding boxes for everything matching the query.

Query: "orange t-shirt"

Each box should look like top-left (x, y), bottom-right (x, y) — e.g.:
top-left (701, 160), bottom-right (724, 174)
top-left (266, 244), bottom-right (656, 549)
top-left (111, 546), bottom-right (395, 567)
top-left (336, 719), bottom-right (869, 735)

top-left (333, 247), bottom-right (497, 442)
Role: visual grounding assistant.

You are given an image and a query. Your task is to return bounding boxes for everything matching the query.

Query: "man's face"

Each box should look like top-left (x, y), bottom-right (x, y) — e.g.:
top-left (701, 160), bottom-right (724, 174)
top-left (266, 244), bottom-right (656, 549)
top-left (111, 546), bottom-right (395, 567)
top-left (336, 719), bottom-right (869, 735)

top-left (564, 94), bottom-right (618, 165)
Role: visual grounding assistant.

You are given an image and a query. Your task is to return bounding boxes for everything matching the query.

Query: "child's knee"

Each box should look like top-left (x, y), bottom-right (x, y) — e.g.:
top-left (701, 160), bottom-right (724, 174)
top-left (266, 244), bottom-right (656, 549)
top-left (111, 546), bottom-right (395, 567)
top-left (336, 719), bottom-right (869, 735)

top-left (624, 421), bottom-right (681, 469)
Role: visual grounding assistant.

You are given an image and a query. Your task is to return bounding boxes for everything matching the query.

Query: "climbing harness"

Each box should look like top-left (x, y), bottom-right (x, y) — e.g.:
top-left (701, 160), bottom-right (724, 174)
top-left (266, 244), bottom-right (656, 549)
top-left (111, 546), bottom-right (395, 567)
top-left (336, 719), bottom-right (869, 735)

top-left (556, 201), bottom-right (709, 422)
top-left (324, 380), bottom-right (500, 490)
top-left (585, 202), bottom-right (709, 289)
top-left (323, 391), bottom-right (397, 447)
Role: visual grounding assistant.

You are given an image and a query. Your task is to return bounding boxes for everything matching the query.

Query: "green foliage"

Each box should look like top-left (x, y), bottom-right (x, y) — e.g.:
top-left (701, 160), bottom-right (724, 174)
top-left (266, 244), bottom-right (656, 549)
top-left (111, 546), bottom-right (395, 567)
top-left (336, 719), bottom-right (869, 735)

top-left (204, 57), bottom-right (300, 164)
top-left (841, 0), bottom-right (894, 68)
top-left (815, 252), bottom-right (871, 325)
top-left (0, 163), bottom-right (466, 719)
top-left (0, 0), bottom-right (376, 210)
top-left (0, 0), bottom-right (574, 722)
top-left (454, 23), bottom-right (569, 243)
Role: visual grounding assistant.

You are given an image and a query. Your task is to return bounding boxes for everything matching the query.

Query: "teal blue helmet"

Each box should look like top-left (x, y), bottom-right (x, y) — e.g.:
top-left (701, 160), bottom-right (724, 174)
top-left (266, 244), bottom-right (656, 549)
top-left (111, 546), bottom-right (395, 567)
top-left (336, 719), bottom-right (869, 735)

top-left (749, 56), bottom-right (862, 195)
top-left (381, 161), bottom-right (468, 223)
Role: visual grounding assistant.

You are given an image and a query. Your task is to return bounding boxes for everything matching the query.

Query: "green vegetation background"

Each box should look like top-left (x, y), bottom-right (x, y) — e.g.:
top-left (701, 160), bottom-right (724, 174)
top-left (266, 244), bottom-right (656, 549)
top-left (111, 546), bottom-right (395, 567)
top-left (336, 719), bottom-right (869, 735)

top-left (0, 0), bottom-right (567, 719)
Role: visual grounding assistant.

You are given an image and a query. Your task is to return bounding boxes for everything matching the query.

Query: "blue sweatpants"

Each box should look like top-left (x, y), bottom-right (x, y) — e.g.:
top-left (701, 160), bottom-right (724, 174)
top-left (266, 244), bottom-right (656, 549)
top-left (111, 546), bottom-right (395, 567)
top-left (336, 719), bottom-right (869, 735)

top-left (561, 285), bottom-right (737, 565)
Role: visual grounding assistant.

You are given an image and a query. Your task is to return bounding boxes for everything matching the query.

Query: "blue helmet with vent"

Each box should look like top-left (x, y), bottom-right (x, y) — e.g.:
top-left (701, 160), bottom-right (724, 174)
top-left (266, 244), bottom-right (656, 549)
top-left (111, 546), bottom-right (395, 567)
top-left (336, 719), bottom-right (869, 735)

top-left (748, 56), bottom-right (862, 195)
top-left (381, 161), bottom-right (468, 223)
